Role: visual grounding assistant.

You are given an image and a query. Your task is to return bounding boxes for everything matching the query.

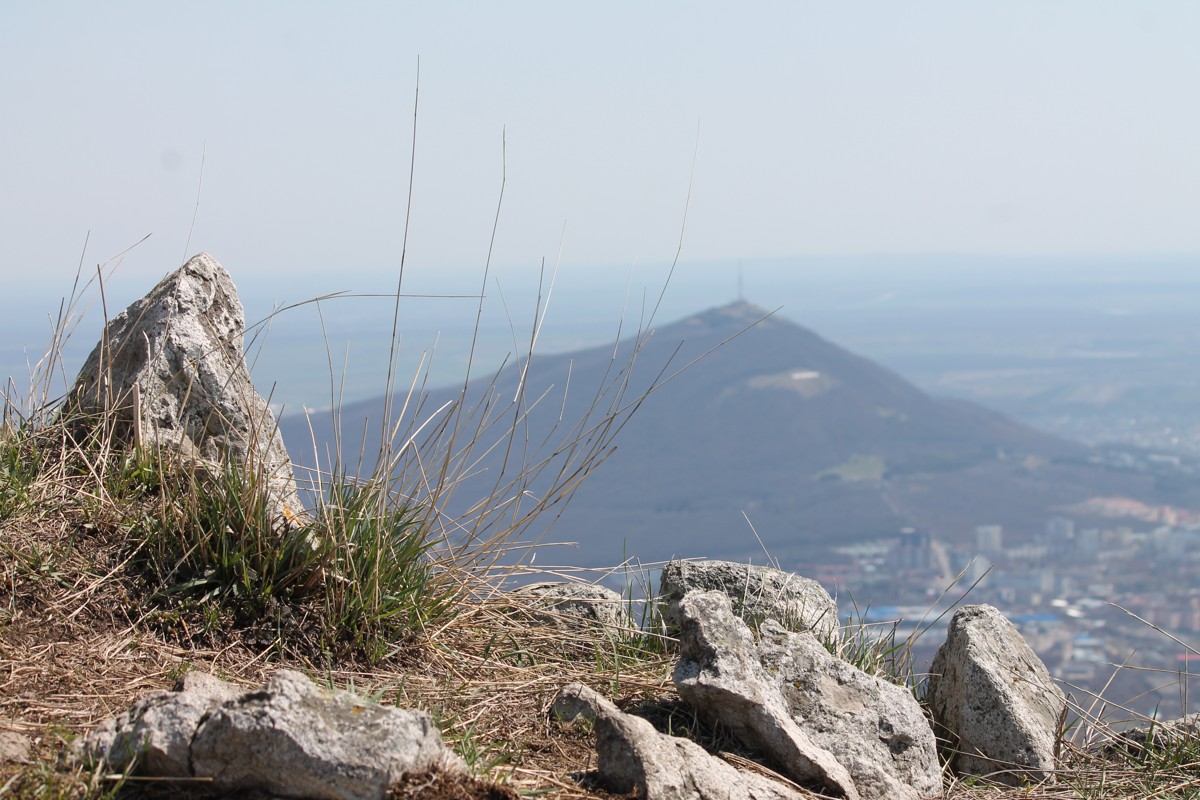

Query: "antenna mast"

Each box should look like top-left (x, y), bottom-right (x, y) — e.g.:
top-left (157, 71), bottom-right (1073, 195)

top-left (737, 260), bottom-right (744, 302)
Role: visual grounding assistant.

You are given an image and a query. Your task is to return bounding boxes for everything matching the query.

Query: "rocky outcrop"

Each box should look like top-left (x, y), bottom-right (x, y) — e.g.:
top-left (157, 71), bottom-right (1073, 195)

top-left (514, 581), bottom-right (633, 633)
top-left (673, 590), bottom-right (860, 799)
top-left (660, 560), bottom-right (837, 641)
top-left (65, 253), bottom-right (303, 518)
top-left (553, 683), bottom-right (808, 800)
top-left (926, 604), bottom-right (1066, 786)
top-left (74, 670), bottom-right (465, 800)
top-left (556, 586), bottom-right (946, 799)
top-left (757, 619), bottom-right (941, 800)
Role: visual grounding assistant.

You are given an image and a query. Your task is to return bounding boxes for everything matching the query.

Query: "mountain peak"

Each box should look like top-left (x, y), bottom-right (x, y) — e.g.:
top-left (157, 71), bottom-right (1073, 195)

top-left (713, 299), bottom-right (773, 319)
top-left (684, 299), bottom-right (777, 330)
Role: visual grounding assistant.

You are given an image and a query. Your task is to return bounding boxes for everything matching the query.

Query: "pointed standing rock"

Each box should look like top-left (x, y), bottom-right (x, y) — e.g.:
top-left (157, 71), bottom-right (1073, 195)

top-left (65, 253), bottom-right (303, 517)
top-left (926, 604), bottom-right (1066, 786)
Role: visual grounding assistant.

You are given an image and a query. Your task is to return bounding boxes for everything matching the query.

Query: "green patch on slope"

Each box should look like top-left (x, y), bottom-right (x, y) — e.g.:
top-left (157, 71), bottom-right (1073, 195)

top-left (815, 454), bottom-right (887, 482)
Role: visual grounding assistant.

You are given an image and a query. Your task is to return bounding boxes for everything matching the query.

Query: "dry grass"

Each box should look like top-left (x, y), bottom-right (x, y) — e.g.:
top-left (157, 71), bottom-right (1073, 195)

top-left (0, 484), bottom-right (679, 799)
top-left (9, 482), bottom-right (1200, 800)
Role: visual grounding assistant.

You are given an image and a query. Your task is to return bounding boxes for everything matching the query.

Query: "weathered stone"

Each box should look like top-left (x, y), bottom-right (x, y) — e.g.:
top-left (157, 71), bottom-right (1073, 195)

top-left (514, 581), bottom-right (633, 633)
top-left (673, 590), bottom-right (860, 800)
top-left (660, 560), bottom-right (837, 641)
top-left (74, 669), bottom-right (465, 800)
top-left (758, 619), bottom-right (942, 800)
top-left (65, 253), bottom-right (303, 518)
top-left (73, 670), bottom-right (243, 777)
top-left (0, 729), bottom-right (31, 765)
top-left (553, 683), bottom-right (807, 800)
top-left (926, 604), bottom-right (1065, 785)
top-left (191, 670), bottom-right (463, 800)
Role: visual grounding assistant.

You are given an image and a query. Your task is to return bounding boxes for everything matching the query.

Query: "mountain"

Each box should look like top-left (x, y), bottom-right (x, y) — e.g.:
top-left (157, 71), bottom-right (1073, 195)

top-left (279, 301), bottom-right (1198, 570)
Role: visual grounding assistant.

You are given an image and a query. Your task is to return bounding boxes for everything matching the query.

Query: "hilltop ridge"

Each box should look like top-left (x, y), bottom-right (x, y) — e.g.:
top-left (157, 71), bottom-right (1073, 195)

top-left (282, 300), bottom-right (1196, 569)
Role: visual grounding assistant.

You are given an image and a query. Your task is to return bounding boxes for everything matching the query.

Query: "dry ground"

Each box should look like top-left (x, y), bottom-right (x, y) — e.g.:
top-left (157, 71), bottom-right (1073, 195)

top-left (0, 492), bottom-right (675, 799)
top-left (3, 461), bottom-right (1200, 800)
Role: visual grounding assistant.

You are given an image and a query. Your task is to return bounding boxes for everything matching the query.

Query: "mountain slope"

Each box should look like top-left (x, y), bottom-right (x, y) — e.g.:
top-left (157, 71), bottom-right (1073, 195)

top-left (280, 301), bottom-right (1191, 569)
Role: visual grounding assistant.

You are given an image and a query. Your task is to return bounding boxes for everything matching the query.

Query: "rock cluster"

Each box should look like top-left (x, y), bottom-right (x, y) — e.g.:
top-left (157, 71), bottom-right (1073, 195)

top-left (555, 683), bottom-right (810, 800)
top-left (553, 560), bottom-right (1068, 799)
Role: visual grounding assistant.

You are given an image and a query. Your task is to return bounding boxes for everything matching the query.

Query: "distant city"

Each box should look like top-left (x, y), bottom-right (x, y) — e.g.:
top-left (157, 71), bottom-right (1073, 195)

top-left (803, 498), bottom-right (1200, 722)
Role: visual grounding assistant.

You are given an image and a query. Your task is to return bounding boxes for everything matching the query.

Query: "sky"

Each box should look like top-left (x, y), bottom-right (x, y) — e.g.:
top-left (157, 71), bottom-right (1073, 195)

top-left (4, 1), bottom-right (1200, 299)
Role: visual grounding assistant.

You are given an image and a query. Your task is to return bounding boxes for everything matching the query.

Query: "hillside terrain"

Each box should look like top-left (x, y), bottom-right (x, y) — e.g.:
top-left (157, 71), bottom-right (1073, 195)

top-left (282, 300), bottom-right (1200, 570)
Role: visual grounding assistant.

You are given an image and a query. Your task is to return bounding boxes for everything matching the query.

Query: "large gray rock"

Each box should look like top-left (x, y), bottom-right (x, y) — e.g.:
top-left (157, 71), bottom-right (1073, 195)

top-left (65, 253), bottom-right (303, 518)
top-left (74, 670), bottom-right (464, 800)
top-left (660, 560), bottom-right (837, 641)
top-left (926, 604), bottom-right (1066, 785)
top-left (553, 683), bottom-right (808, 800)
top-left (673, 591), bottom-right (860, 800)
top-left (513, 581), bottom-right (634, 633)
top-left (758, 619), bottom-right (942, 800)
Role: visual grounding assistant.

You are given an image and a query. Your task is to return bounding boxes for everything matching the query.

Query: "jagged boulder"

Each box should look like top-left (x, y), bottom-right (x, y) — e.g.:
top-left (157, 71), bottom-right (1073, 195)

top-left (660, 560), bottom-right (837, 641)
top-left (74, 670), bottom-right (465, 800)
top-left (553, 683), bottom-right (808, 800)
top-left (65, 253), bottom-right (303, 518)
top-left (672, 590), bottom-right (860, 800)
top-left (513, 581), bottom-right (633, 633)
top-left (926, 604), bottom-right (1065, 786)
top-left (757, 619), bottom-right (942, 800)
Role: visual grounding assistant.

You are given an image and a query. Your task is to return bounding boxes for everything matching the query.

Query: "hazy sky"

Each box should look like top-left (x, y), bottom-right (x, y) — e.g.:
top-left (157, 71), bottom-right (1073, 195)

top-left (4, 2), bottom-right (1200, 291)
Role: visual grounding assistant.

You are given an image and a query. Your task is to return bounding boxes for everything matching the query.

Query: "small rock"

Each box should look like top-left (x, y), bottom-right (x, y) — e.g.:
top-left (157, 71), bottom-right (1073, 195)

top-left (926, 604), bottom-right (1066, 785)
top-left (65, 252), bottom-right (304, 519)
top-left (660, 560), bottom-right (837, 640)
top-left (553, 683), bottom-right (808, 800)
top-left (673, 590), bottom-right (860, 800)
top-left (1106, 713), bottom-right (1200, 756)
top-left (513, 581), bottom-right (633, 633)
top-left (0, 729), bottom-right (31, 764)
